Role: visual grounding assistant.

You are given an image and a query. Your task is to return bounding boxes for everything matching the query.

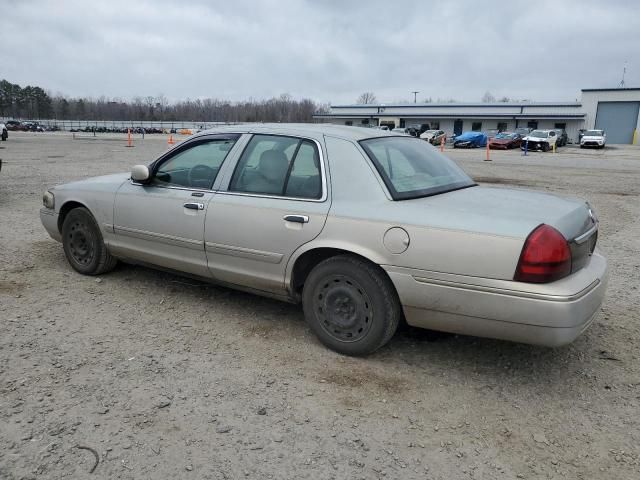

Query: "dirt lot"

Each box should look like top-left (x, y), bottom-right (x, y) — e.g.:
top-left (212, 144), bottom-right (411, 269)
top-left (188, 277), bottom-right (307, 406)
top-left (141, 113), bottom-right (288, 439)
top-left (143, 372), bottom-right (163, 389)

top-left (1, 132), bottom-right (639, 479)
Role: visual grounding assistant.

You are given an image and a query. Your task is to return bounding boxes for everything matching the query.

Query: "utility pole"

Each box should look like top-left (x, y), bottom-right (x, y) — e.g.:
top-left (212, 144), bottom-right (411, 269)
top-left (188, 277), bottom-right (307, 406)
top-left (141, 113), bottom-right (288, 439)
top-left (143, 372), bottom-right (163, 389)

top-left (412, 91), bottom-right (419, 103)
top-left (618, 61), bottom-right (627, 88)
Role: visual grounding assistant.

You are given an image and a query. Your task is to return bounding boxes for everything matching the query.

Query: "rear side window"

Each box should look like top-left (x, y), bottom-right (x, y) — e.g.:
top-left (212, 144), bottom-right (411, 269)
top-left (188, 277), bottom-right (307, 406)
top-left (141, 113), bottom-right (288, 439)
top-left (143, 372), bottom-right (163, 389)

top-left (229, 135), bottom-right (322, 199)
top-left (360, 137), bottom-right (475, 200)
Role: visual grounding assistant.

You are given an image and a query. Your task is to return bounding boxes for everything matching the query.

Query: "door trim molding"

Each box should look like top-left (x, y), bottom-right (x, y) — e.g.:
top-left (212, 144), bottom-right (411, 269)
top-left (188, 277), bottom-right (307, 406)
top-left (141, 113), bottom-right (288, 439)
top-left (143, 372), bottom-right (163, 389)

top-left (205, 241), bottom-right (283, 264)
top-left (114, 224), bottom-right (203, 250)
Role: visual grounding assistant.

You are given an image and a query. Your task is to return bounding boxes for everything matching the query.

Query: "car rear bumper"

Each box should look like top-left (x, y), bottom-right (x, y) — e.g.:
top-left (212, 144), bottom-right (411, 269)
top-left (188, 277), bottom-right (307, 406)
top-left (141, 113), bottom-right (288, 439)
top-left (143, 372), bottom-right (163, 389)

top-left (383, 251), bottom-right (608, 347)
top-left (40, 208), bottom-right (62, 242)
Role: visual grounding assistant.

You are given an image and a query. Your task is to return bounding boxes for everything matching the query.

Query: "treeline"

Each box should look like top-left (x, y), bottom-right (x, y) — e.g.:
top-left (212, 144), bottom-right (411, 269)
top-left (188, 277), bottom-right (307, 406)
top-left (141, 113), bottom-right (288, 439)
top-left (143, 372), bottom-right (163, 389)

top-left (0, 80), bottom-right (53, 119)
top-left (0, 79), bottom-right (328, 122)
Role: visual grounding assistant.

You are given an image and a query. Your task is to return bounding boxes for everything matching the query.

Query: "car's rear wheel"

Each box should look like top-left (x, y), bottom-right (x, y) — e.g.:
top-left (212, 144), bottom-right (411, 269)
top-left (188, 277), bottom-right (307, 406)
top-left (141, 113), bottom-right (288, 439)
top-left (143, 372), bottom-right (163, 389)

top-left (302, 255), bottom-right (401, 356)
top-left (62, 207), bottom-right (117, 275)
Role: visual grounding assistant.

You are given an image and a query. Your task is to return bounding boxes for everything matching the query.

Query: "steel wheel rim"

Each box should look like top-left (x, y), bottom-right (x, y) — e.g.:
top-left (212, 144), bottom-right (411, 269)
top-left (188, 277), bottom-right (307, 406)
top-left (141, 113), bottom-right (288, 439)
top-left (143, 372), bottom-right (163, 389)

top-left (313, 274), bottom-right (373, 343)
top-left (67, 221), bottom-right (95, 266)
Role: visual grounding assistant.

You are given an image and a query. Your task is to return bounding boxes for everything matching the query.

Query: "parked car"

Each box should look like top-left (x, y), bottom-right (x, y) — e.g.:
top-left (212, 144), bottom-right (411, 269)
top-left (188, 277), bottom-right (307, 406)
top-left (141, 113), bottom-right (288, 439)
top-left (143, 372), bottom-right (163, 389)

top-left (1, 122), bottom-right (7, 141)
top-left (453, 131), bottom-right (488, 148)
top-left (520, 130), bottom-right (559, 152)
top-left (21, 121), bottom-right (45, 132)
top-left (580, 129), bottom-right (606, 148)
top-left (420, 129), bottom-right (446, 145)
top-left (40, 124), bottom-right (607, 356)
top-left (392, 127), bottom-right (411, 135)
top-left (515, 127), bottom-right (532, 137)
top-left (489, 132), bottom-right (522, 149)
top-left (5, 120), bottom-right (23, 131)
top-left (552, 129), bottom-right (568, 147)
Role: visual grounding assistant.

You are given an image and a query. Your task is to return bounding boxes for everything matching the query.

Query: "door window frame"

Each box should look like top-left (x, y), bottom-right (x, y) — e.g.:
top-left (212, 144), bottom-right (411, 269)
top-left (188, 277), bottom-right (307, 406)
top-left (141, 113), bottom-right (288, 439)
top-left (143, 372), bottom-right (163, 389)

top-left (220, 134), bottom-right (328, 203)
top-left (132, 133), bottom-right (242, 192)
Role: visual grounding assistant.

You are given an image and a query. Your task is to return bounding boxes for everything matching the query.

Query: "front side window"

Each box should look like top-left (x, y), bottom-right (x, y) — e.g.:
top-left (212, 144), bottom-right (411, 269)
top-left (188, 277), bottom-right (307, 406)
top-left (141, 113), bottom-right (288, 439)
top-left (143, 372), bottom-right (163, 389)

top-left (229, 135), bottom-right (322, 199)
top-left (360, 137), bottom-right (475, 200)
top-left (152, 137), bottom-right (238, 189)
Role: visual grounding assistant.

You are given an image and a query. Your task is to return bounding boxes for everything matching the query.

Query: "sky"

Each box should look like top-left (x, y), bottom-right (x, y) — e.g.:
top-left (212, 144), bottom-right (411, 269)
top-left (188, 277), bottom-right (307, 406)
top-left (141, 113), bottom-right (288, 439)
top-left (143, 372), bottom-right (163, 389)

top-left (1, 0), bottom-right (638, 105)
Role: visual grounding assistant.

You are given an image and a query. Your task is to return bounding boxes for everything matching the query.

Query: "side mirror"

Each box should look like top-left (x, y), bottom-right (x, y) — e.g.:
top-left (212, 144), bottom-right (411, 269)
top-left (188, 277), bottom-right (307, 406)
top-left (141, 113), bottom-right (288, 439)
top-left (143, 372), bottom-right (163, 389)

top-left (131, 165), bottom-right (150, 183)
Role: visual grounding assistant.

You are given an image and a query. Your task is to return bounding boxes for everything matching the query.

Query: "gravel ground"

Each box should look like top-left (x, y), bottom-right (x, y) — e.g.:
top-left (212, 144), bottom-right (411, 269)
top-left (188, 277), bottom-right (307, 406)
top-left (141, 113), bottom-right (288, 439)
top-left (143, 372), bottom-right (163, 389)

top-left (1, 132), bottom-right (639, 479)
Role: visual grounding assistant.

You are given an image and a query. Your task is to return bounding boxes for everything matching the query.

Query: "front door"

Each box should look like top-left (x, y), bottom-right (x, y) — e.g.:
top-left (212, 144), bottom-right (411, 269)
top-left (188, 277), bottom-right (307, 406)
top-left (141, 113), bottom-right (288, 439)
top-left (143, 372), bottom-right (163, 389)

top-left (205, 134), bottom-right (330, 295)
top-left (454, 119), bottom-right (463, 135)
top-left (110, 135), bottom-right (240, 277)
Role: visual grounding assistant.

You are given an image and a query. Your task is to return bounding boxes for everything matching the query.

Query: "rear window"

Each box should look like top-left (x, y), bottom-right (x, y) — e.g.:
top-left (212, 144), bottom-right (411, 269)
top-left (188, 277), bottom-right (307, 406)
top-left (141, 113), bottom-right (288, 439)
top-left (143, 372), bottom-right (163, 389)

top-left (360, 137), bottom-right (475, 200)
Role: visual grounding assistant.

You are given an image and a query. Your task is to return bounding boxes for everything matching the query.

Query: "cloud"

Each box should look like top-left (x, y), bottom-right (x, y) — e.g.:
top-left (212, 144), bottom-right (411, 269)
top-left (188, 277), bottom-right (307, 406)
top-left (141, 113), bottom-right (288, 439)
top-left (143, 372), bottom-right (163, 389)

top-left (0, 0), bottom-right (637, 104)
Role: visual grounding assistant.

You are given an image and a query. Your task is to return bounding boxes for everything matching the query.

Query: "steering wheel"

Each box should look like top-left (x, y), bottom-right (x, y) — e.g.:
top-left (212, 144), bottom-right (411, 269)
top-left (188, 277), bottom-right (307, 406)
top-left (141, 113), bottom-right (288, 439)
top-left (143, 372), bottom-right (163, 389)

top-left (188, 164), bottom-right (216, 189)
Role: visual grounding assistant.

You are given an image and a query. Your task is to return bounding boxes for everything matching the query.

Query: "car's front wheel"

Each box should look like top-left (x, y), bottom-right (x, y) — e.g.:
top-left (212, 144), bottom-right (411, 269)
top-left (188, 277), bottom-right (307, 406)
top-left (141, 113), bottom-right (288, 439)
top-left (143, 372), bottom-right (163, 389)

top-left (62, 207), bottom-right (117, 275)
top-left (302, 255), bottom-right (401, 356)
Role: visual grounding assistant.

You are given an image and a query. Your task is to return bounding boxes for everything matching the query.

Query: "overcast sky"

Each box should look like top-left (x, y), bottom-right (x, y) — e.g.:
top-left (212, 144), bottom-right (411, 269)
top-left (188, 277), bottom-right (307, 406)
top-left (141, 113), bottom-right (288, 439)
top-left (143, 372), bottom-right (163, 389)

top-left (1, 0), bottom-right (638, 105)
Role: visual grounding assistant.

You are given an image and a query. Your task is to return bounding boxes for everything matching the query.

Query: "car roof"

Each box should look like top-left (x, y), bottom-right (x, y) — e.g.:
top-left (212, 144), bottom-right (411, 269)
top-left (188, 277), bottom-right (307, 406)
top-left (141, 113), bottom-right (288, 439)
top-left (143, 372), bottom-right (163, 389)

top-left (194, 123), bottom-right (399, 142)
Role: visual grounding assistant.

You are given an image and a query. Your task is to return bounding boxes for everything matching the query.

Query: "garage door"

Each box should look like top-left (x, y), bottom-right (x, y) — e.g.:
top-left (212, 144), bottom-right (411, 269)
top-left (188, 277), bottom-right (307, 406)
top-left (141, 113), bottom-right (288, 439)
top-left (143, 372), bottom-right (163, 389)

top-left (595, 101), bottom-right (640, 144)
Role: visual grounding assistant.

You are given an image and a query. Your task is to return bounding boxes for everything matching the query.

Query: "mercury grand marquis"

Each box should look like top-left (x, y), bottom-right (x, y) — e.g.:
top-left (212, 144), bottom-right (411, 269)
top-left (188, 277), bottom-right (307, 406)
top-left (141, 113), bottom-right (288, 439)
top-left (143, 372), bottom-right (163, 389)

top-left (40, 124), bottom-right (607, 356)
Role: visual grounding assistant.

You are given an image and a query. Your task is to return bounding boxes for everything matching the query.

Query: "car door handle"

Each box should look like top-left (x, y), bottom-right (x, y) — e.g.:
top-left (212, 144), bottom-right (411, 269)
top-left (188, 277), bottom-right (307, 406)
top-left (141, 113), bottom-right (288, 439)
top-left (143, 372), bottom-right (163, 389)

top-left (283, 214), bottom-right (309, 224)
top-left (183, 202), bottom-right (204, 210)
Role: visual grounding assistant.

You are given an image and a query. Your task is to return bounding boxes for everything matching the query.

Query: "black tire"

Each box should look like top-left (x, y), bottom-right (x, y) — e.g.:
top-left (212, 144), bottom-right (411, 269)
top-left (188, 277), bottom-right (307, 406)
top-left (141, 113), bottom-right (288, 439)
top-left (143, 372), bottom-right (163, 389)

top-left (302, 255), bottom-right (401, 356)
top-left (62, 207), bottom-right (117, 275)
top-left (542, 143), bottom-right (549, 152)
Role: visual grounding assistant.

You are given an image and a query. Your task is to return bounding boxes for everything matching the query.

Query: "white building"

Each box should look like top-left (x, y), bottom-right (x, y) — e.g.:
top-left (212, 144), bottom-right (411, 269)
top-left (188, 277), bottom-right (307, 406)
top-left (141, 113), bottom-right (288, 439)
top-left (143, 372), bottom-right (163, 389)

top-left (315, 87), bottom-right (640, 144)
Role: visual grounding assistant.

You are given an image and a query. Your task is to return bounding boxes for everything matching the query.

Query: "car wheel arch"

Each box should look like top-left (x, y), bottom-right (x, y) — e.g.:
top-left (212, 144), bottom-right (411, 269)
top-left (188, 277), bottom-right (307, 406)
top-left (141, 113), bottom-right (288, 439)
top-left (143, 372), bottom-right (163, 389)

top-left (288, 246), bottom-right (398, 303)
top-left (57, 200), bottom-right (90, 233)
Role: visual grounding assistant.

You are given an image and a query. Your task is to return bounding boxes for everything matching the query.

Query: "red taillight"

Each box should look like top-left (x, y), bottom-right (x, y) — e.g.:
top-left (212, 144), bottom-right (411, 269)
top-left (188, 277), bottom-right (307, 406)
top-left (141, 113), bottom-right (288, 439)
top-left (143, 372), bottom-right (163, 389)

top-left (514, 224), bottom-right (571, 283)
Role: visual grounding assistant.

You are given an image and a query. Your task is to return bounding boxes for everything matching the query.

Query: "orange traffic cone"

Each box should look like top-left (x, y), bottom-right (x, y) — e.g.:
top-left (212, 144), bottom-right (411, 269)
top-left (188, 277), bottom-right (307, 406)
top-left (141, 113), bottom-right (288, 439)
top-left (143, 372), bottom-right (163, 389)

top-left (168, 134), bottom-right (175, 146)
top-left (126, 128), bottom-right (134, 148)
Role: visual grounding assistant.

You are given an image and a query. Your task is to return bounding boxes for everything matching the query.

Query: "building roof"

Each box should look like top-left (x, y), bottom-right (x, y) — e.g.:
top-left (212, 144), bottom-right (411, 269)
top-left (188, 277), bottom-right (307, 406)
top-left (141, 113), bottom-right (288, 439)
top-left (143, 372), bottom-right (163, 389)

top-left (329, 102), bottom-right (582, 108)
top-left (315, 101), bottom-right (585, 120)
top-left (581, 87), bottom-right (640, 92)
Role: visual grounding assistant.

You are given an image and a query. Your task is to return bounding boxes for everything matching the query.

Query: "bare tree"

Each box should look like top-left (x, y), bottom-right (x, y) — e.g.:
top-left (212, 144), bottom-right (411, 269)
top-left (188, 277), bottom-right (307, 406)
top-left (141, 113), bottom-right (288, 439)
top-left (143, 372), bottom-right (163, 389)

top-left (356, 92), bottom-right (377, 104)
top-left (498, 96), bottom-right (510, 103)
top-left (481, 91), bottom-right (496, 103)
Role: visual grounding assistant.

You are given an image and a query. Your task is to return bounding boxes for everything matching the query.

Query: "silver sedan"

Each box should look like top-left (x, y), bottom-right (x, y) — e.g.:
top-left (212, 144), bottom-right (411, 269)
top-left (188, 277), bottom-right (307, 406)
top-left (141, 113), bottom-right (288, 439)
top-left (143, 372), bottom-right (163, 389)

top-left (41, 124), bottom-right (607, 355)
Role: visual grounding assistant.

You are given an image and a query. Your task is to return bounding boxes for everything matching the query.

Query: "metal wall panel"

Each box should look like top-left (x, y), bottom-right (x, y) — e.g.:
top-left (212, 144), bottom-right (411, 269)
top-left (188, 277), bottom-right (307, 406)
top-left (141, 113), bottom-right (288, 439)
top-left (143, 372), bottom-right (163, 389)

top-left (595, 101), bottom-right (640, 144)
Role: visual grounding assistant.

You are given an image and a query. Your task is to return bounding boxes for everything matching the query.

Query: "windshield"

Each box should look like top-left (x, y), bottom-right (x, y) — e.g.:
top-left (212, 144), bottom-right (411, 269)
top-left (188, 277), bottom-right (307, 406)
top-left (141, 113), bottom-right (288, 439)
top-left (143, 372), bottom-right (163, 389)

top-left (530, 130), bottom-right (548, 138)
top-left (359, 137), bottom-right (476, 200)
top-left (585, 130), bottom-right (603, 136)
top-left (495, 133), bottom-right (515, 139)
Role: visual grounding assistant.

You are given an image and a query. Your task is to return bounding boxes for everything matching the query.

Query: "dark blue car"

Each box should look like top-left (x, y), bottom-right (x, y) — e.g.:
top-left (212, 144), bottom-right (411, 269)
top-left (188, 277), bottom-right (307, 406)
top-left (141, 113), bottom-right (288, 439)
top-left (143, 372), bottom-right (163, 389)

top-left (453, 131), bottom-right (488, 148)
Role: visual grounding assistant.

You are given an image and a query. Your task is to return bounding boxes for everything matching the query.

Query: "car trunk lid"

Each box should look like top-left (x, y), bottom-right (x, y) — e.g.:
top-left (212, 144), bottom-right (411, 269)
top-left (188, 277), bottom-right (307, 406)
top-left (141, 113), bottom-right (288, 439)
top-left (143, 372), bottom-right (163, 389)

top-left (400, 186), bottom-right (598, 273)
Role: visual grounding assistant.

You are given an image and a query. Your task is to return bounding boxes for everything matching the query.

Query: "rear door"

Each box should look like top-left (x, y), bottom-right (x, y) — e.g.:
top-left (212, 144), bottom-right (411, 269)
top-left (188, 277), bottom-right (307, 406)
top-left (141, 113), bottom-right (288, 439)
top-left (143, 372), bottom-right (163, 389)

top-left (204, 134), bottom-right (330, 295)
top-left (110, 134), bottom-right (240, 277)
